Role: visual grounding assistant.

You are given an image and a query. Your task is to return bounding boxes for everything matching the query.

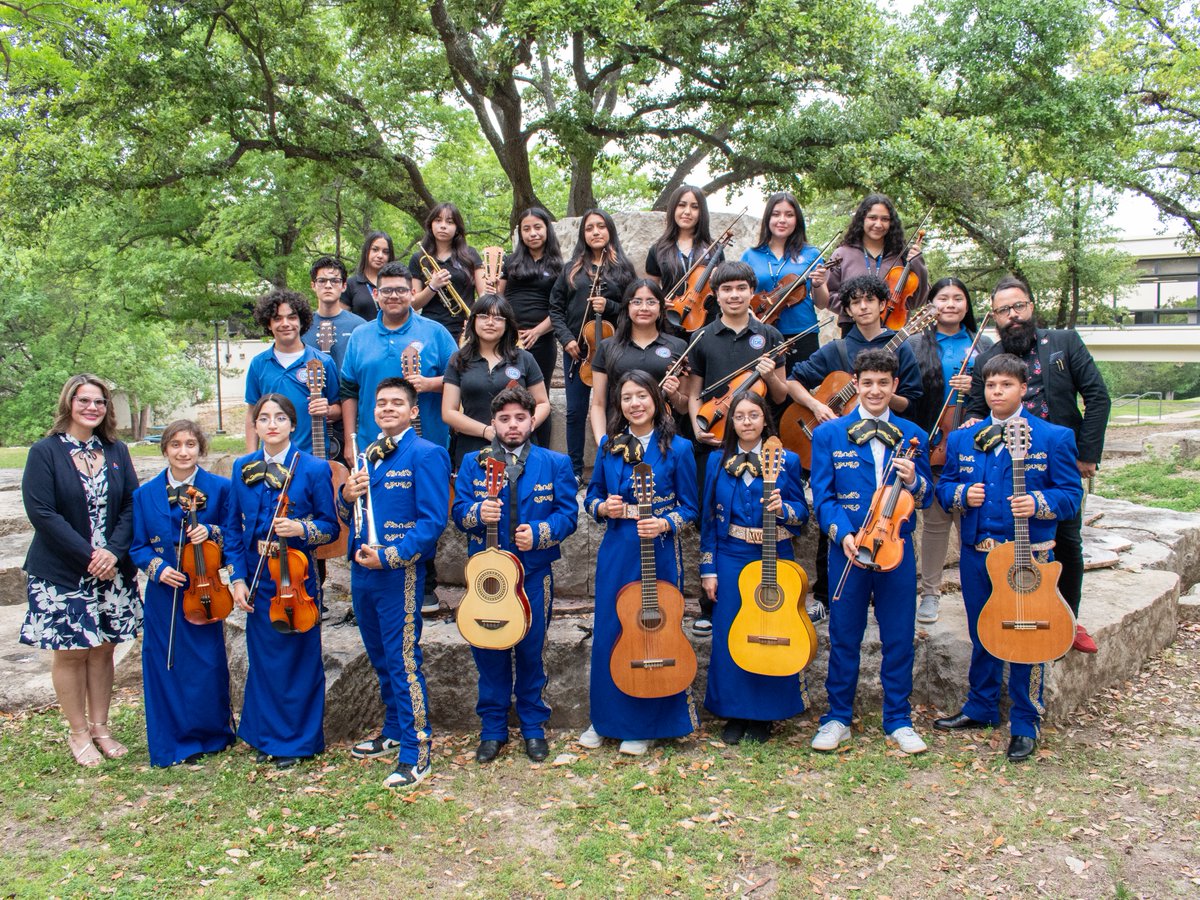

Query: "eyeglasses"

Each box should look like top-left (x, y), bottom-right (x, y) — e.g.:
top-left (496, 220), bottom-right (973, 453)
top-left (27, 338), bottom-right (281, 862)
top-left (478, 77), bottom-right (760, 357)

top-left (256, 414), bottom-right (292, 425)
top-left (314, 277), bottom-right (344, 287)
top-left (475, 313), bottom-right (506, 323)
top-left (377, 287), bottom-right (411, 298)
top-left (732, 412), bottom-right (764, 423)
top-left (628, 298), bottom-right (660, 308)
top-left (73, 397), bottom-right (107, 409)
top-left (993, 300), bottom-right (1032, 318)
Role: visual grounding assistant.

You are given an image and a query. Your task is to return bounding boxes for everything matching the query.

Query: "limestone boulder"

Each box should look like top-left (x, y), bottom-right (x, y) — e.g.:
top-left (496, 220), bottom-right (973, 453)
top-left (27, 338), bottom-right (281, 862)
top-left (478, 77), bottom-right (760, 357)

top-left (1142, 429), bottom-right (1200, 461)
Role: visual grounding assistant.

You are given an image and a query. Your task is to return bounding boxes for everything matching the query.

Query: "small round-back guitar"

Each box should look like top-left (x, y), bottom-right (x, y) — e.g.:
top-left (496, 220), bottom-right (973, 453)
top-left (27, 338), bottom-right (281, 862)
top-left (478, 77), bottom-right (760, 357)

top-left (456, 456), bottom-right (532, 650)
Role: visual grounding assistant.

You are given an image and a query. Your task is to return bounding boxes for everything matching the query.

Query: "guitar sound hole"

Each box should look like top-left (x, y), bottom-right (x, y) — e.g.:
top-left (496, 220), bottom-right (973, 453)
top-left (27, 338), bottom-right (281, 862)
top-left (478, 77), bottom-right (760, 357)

top-left (477, 574), bottom-right (506, 602)
top-left (1007, 565), bottom-right (1042, 593)
top-left (639, 609), bottom-right (664, 631)
top-left (755, 584), bottom-right (784, 612)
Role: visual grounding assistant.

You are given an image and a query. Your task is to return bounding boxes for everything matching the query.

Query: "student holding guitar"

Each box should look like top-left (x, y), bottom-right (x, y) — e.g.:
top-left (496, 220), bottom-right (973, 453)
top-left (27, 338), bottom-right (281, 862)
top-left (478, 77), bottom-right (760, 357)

top-left (934, 353), bottom-right (1083, 762)
top-left (583, 370), bottom-right (699, 756)
top-left (699, 392), bottom-right (811, 745)
top-left (337, 377), bottom-right (451, 788)
top-left (301, 255), bottom-right (367, 373)
top-left (452, 387), bottom-right (578, 764)
top-left (784, 274), bottom-right (927, 620)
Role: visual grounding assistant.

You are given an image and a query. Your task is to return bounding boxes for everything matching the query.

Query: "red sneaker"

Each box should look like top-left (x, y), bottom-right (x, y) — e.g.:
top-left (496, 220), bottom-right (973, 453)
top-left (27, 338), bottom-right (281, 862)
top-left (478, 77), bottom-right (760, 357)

top-left (1072, 624), bottom-right (1098, 654)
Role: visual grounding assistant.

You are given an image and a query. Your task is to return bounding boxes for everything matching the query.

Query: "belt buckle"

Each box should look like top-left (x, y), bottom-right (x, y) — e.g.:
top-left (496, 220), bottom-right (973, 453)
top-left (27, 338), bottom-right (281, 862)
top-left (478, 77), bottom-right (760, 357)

top-left (747, 527), bottom-right (764, 544)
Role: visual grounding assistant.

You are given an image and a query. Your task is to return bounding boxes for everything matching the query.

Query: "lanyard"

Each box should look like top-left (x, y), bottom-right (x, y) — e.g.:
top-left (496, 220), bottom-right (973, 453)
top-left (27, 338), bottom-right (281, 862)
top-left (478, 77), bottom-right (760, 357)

top-left (863, 249), bottom-right (884, 275)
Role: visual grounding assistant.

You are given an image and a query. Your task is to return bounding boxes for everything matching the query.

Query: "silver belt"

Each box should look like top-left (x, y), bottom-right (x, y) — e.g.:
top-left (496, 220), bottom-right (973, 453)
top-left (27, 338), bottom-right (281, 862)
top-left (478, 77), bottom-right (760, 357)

top-left (973, 538), bottom-right (1055, 552)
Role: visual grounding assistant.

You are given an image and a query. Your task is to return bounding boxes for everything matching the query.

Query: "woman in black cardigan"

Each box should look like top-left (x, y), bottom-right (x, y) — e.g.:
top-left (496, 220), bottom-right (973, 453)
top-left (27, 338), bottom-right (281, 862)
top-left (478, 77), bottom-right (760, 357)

top-left (21, 374), bottom-right (141, 767)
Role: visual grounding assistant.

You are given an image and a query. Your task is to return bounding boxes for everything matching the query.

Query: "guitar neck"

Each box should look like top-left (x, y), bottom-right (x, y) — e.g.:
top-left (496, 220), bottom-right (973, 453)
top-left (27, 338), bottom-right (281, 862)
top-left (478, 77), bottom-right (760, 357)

top-left (1012, 458), bottom-right (1031, 566)
top-left (310, 392), bottom-right (327, 459)
top-left (485, 519), bottom-right (497, 550)
top-left (638, 498), bottom-right (658, 614)
top-left (761, 478), bottom-right (777, 585)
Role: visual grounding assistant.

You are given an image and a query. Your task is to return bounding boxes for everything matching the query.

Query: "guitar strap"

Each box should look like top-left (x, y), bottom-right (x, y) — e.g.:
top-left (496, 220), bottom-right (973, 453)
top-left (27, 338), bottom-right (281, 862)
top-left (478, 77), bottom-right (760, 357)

top-left (505, 449), bottom-right (525, 548)
top-left (835, 339), bottom-right (852, 374)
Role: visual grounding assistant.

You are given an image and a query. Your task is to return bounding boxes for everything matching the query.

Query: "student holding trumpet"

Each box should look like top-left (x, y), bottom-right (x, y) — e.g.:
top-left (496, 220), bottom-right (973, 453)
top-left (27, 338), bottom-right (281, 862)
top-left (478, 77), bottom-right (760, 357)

top-left (409, 202), bottom-right (487, 343)
top-left (337, 377), bottom-right (451, 789)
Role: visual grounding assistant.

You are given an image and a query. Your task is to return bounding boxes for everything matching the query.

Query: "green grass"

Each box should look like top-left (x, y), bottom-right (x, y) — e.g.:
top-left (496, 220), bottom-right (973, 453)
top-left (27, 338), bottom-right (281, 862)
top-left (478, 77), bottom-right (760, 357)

top-left (1096, 452), bottom-right (1200, 510)
top-left (1, 695), bottom-right (1190, 898)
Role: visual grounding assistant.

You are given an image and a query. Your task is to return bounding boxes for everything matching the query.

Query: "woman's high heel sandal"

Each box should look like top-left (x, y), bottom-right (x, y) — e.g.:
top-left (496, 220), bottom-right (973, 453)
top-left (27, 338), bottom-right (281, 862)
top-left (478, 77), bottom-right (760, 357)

top-left (89, 722), bottom-right (128, 759)
top-left (68, 728), bottom-right (102, 768)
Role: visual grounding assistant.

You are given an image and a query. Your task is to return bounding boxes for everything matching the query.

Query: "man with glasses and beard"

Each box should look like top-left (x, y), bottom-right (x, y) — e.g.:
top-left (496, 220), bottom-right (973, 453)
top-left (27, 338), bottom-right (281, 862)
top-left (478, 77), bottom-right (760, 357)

top-left (965, 276), bottom-right (1111, 654)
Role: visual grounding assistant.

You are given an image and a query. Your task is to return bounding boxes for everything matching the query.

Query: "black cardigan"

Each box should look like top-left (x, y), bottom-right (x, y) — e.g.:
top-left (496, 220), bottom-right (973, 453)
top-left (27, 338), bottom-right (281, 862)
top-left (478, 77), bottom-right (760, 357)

top-left (22, 435), bottom-right (139, 585)
top-left (966, 328), bottom-right (1111, 465)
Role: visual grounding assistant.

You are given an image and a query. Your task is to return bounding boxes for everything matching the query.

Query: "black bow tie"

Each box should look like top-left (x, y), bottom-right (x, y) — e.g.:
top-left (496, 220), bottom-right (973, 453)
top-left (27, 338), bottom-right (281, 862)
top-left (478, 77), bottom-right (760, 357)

top-left (365, 435), bottom-right (399, 464)
top-left (608, 433), bottom-right (644, 464)
top-left (848, 418), bottom-right (902, 448)
top-left (241, 459), bottom-right (289, 489)
top-left (724, 451), bottom-right (761, 479)
top-left (975, 423), bottom-right (1006, 453)
top-left (166, 485), bottom-right (206, 509)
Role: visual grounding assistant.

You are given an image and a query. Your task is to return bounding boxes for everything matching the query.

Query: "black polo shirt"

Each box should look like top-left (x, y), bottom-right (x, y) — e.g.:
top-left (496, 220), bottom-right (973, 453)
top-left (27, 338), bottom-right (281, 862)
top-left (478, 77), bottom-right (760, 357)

top-left (593, 332), bottom-right (687, 399)
top-left (686, 317), bottom-right (784, 396)
top-left (341, 274), bottom-right (378, 321)
top-left (444, 348), bottom-right (545, 428)
top-left (500, 254), bottom-right (558, 329)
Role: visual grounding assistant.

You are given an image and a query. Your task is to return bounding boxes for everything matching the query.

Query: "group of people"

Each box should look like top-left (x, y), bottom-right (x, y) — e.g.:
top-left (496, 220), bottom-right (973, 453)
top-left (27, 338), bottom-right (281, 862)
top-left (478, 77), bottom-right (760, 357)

top-left (19, 188), bottom-right (1111, 784)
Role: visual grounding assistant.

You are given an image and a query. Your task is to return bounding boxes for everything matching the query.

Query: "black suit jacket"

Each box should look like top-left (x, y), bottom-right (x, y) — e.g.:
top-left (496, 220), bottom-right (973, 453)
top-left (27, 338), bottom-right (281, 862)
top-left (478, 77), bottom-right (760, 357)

top-left (966, 328), bottom-right (1111, 464)
top-left (22, 435), bottom-right (139, 585)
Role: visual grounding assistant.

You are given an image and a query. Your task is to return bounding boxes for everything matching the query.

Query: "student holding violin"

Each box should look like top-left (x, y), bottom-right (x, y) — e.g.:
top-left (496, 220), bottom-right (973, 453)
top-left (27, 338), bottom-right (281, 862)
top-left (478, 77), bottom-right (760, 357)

top-left (742, 192), bottom-right (830, 372)
top-left (684, 260), bottom-right (788, 636)
top-left (827, 194), bottom-right (928, 336)
top-left (699, 392), bottom-right (809, 745)
top-left (588, 279), bottom-right (689, 447)
top-left (497, 207), bottom-right (564, 447)
top-left (549, 208), bottom-right (636, 484)
top-left (645, 185), bottom-right (722, 330)
top-left (808, 349), bottom-right (933, 756)
top-left (907, 278), bottom-right (992, 625)
top-left (131, 420), bottom-right (237, 767)
top-left (582, 370), bottom-right (699, 755)
top-left (229, 394), bottom-right (337, 769)
top-left (338, 377), bottom-right (451, 788)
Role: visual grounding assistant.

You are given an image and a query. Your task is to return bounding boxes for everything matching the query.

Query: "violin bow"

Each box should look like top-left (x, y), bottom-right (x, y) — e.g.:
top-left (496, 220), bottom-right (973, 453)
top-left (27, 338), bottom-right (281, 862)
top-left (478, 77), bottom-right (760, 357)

top-left (697, 316), bottom-right (836, 401)
top-left (662, 208), bottom-right (748, 298)
top-left (927, 310), bottom-right (992, 445)
top-left (659, 328), bottom-right (707, 388)
top-left (246, 453), bottom-right (301, 603)
top-left (166, 507), bottom-right (190, 672)
top-left (901, 206), bottom-right (936, 259)
top-left (758, 232), bottom-right (842, 322)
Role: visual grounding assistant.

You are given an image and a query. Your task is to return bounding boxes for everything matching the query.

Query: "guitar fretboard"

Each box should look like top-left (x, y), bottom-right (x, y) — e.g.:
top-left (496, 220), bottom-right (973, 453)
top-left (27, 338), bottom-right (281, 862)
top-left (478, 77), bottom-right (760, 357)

top-left (638, 494), bottom-right (659, 614)
top-left (761, 477), bottom-right (777, 585)
top-left (1012, 460), bottom-right (1031, 568)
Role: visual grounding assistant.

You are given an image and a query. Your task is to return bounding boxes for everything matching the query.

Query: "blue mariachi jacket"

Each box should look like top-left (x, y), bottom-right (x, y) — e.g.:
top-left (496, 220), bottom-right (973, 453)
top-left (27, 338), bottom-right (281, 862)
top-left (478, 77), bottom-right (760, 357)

top-left (335, 428), bottom-right (450, 570)
top-left (699, 447), bottom-right (808, 578)
top-left (452, 444), bottom-right (579, 572)
top-left (227, 446), bottom-right (338, 585)
top-left (935, 411), bottom-right (1083, 547)
top-left (809, 411), bottom-right (933, 546)
top-left (130, 467), bottom-right (237, 586)
top-left (585, 432), bottom-right (698, 535)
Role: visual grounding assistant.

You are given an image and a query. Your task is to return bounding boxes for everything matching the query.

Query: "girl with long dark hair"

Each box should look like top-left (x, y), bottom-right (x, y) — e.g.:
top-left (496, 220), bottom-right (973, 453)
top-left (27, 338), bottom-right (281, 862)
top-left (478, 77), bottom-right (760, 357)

top-left (342, 230), bottom-right (395, 320)
top-left (410, 202), bottom-right (487, 342)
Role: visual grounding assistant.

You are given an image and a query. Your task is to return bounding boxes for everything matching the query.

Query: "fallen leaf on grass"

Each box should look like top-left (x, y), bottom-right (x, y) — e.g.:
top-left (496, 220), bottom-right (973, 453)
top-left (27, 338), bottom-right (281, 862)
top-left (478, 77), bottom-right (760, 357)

top-left (1064, 856), bottom-right (1086, 875)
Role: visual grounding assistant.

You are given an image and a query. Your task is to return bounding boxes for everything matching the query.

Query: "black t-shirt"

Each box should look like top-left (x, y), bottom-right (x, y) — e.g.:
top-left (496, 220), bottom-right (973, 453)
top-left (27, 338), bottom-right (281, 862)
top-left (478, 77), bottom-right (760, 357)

top-left (341, 274), bottom-right (378, 321)
top-left (410, 248), bottom-right (481, 335)
top-left (500, 254), bottom-right (559, 330)
top-left (593, 332), bottom-right (687, 401)
top-left (444, 348), bottom-right (545, 430)
top-left (687, 317), bottom-right (784, 393)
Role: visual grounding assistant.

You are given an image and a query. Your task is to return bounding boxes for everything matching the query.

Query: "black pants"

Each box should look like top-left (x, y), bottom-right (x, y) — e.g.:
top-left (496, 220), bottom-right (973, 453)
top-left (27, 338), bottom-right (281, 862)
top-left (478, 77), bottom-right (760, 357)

top-left (1055, 510), bottom-right (1084, 616)
top-left (693, 443), bottom-right (715, 618)
top-left (528, 333), bottom-right (558, 448)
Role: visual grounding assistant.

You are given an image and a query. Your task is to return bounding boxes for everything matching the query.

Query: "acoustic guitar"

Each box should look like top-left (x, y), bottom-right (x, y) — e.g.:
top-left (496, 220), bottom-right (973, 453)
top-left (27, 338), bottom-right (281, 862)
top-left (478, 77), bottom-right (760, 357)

top-left (779, 303), bottom-right (938, 468)
top-left (729, 437), bottom-right (816, 676)
top-left (305, 359), bottom-right (350, 560)
top-left (456, 456), bottom-right (532, 650)
top-left (610, 463), bottom-right (698, 698)
top-left (976, 419), bottom-right (1076, 664)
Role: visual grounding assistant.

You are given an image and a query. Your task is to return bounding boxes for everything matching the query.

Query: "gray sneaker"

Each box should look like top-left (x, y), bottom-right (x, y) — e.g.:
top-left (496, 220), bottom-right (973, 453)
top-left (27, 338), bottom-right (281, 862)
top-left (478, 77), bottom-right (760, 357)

top-left (916, 595), bottom-right (939, 624)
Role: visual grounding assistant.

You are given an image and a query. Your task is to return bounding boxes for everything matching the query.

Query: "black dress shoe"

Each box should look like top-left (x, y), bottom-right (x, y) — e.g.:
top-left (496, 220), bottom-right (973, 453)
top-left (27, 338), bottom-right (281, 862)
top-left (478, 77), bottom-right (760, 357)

top-left (934, 711), bottom-right (992, 731)
top-left (1006, 735), bottom-right (1037, 762)
top-left (524, 738), bottom-right (549, 762)
top-left (721, 719), bottom-right (747, 745)
top-left (255, 751), bottom-right (270, 764)
top-left (475, 739), bottom-right (506, 763)
top-left (744, 720), bottom-right (772, 743)
top-left (273, 755), bottom-right (310, 769)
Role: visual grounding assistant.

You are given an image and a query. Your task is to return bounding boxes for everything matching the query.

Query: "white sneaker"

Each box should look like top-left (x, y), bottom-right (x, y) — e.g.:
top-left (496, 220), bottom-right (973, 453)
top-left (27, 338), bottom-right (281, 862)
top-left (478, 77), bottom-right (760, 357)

top-left (916, 595), bottom-right (940, 624)
top-left (618, 739), bottom-right (651, 756)
top-left (811, 721), bottom-right (851, 751)
top-left (577, 724), bottom-right (603, 749)
top-left (887, 726), bottom-right (928, 755)
top-left (383, 761), bottom-right (430, 789)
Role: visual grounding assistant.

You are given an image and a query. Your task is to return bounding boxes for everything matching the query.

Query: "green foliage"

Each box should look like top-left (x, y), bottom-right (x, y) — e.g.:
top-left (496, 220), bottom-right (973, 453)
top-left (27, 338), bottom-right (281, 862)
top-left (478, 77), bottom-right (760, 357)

top-left (1095, 361), bottom-right (1200, 400)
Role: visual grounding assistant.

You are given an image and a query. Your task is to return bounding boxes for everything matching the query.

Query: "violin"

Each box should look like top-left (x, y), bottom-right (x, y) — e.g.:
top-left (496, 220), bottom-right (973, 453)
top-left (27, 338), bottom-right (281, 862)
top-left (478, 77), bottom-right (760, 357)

top-left (664, 212), bottom-right (745, 333)
top-left (750, 257), bottom-right (842, 326)
top-left (929, 313), bottom-right (992, 467)
top-left (577, 267), bottom-right (613, 387)
top-left (267, 488), bottom-right (320, 635)
top-left (177, 486), bottom-right (234, 625)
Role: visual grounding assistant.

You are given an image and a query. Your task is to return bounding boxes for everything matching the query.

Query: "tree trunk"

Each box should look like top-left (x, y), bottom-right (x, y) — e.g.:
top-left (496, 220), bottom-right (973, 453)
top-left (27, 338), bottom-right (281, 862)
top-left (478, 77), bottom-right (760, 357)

top-left (567, 150), bottom-right (597, 218)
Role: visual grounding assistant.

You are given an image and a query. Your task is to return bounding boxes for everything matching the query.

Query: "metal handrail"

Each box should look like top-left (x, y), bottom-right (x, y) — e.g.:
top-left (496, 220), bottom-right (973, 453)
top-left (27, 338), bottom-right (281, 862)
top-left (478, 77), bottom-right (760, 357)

top-left (1112, 391), bottom-right (1164, 423)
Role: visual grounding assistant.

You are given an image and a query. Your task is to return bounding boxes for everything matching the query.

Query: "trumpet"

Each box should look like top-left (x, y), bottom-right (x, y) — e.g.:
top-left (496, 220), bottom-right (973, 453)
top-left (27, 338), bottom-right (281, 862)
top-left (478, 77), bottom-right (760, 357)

top-left (361, 453), bottom-right (382, 550)
top-left (417, 247), bottom-right (472, 318)
top-left (348, 433), bottom-right (365, 538)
